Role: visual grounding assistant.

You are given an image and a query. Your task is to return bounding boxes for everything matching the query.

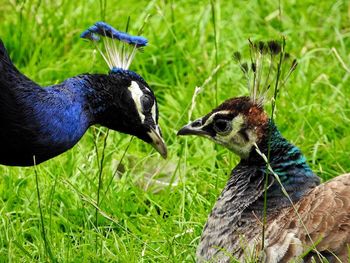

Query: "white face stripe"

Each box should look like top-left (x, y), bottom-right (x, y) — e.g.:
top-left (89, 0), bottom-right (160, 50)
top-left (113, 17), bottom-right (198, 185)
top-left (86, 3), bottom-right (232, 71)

top-left (181, 110), bottom-right (233, 139)
top-left (128, 81), bottom-right (157, 125)
top-left (203, 110), bottom-right (232, 126)
top-left (151, 104), bottom-right (157, 124)
top-left (145, 86), bottom-right (157, 123)
top-left (128, 81), bottom-right (145, 122)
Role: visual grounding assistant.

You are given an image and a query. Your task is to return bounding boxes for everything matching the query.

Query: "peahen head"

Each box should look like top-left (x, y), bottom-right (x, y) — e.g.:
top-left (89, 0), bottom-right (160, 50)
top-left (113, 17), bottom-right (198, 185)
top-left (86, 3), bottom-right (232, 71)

top-left (96, 68), bottom-right (166, 158)
top-left (81, 22), bottom-right (167, 158)
top-left (178, 39), bottom-right (298, 160)
top-left (178, 96), bottom-right (268, 159)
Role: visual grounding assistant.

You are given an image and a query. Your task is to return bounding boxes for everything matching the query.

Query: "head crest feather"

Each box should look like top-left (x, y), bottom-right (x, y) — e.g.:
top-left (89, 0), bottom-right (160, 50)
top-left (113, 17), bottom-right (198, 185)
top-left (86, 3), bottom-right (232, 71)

top-left (81, 21), bottom-right (147, 71)
top-left (233, 38), bottom-right (298, 105)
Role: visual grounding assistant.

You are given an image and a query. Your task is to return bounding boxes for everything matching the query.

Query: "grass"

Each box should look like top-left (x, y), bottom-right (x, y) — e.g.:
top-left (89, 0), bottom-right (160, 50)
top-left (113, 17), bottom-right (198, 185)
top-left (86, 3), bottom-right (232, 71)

top-left (1, 0), bottom-right (350, 262)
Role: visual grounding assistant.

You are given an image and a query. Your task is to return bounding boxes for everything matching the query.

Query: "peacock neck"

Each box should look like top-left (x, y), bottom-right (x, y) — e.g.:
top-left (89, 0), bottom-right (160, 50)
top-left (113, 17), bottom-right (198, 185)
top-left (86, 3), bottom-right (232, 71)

top-left (50, 74), bottom-right (116, 123)
top-left (30, 74), bottom-right (116, 153)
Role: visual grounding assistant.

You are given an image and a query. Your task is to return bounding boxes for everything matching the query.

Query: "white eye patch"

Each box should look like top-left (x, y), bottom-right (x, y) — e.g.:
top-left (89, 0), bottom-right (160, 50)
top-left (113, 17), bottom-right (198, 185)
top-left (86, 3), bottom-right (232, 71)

top-left (145, 86), bottom-right (157, 121)
top-left (214, 114), bottom-right (257, 158)
top-left (216, 114), bottom-right (244, 140)
top-left (128, 81), bottom-right (144, 122)
top-left (151, 102), bottom-right (157, 124)
top-left (128, 81), bottom-right (157, 124)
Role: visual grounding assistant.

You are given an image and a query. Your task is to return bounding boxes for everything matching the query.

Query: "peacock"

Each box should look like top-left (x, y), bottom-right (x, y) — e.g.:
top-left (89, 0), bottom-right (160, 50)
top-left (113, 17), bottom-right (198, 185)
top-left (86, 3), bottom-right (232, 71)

top-left (178, 40), bottom-right (350, 262)
top-left (0, 22), bottom-right (167, 167)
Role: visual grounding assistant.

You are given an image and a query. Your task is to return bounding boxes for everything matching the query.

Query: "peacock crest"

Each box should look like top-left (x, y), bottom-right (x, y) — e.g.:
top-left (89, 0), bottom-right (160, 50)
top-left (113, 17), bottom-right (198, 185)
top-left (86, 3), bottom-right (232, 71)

top-left (233, 39), bottom-right (298, 105)
top-left (81, 21), bottom-right (147, 71)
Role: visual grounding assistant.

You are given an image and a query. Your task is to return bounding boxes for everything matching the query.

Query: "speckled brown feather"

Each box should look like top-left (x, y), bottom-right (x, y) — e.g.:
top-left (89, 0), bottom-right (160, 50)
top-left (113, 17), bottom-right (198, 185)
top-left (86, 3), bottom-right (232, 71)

top-left (198, 174), bottom-right (350, 263)
top-left (264, 173), bottom-right (350, 262)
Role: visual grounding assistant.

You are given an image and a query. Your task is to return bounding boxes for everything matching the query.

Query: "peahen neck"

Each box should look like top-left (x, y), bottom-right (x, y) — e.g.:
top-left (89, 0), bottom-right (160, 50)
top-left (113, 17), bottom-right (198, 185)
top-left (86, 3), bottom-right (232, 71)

top-left (234, 121), bottom-right (320, 216)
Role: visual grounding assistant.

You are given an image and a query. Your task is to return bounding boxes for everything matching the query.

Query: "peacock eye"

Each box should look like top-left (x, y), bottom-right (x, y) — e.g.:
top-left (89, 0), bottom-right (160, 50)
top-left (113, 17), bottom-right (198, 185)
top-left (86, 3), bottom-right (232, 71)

top-left (141, 94), bottom-right (154, 112)
top-left (213, 119), bottom-right (232, 134)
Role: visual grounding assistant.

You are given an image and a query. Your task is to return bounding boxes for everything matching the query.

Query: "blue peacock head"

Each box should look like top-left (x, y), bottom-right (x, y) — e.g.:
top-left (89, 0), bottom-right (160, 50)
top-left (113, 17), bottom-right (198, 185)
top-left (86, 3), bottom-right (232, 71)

top-left (81, 22), bottom-right (167, 158)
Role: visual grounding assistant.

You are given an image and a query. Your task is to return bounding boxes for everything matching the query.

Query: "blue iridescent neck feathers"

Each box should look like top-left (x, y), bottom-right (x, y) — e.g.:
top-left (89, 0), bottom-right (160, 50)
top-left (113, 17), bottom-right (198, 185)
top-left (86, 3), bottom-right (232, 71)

top-left (0, 72), bottom-right (122, 166)
top-left (241, 121), bottom-right (320, 210)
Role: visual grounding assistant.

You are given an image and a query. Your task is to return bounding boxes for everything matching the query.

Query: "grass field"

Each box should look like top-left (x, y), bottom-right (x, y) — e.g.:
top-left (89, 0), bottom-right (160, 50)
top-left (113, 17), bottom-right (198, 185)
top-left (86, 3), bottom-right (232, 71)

top-left (0, 0), bottom-right (350, 262)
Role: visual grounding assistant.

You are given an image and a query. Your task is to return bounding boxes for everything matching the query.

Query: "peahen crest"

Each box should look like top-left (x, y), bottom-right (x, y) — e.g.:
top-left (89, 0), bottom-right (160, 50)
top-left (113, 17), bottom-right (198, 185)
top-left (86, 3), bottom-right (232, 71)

top-left (81, 21), bottom-right (147, 71)
top-left (233, 38), bottom-right (298, 105)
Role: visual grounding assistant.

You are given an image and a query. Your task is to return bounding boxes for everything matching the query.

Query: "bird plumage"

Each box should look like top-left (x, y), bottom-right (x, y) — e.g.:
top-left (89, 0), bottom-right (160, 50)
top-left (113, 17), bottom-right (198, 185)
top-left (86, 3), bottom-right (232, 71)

top-left (178, 97), bottom-right (350, 262)
top-left (0, 38), bottom-right (166, 166)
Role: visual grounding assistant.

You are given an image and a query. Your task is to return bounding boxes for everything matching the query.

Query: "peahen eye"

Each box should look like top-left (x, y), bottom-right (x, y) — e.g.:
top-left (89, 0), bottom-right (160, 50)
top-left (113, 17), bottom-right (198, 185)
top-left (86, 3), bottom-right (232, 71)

top-left (141, 94), bottom-right (154, 112)
top-left (213, 119), bottom-right (232, 134)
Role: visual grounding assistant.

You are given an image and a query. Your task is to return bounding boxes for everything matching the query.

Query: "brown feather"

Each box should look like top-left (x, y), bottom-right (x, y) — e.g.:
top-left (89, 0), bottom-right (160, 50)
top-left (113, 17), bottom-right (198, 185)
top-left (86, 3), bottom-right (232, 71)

top-left (265, 173), bottom-right (350, 262)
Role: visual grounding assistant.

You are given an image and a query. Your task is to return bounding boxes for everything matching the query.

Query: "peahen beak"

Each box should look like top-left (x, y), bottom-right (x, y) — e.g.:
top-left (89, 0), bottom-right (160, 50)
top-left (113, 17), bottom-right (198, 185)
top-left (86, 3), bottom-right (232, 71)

top-left (177, 118), bottom-right (211, 137)
top-left (148, 126), bottom-right (167, 159)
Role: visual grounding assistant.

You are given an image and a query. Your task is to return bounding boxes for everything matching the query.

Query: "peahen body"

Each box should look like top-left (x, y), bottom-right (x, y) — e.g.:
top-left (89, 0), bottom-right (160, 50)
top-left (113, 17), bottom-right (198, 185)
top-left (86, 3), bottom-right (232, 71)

top-left (177, 41), bottom-right (350, 262)
top-left (178, 97), bottom-right (350, 262)
top-left (0, 24), bottom-right (167, 166)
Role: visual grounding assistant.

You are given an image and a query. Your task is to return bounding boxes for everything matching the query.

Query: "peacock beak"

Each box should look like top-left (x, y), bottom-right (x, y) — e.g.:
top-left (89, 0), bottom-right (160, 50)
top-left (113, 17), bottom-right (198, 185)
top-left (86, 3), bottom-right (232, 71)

top-left (148, 126), bottom-right (167, 159)
top-left (177, 118), bottom-right (210, 137)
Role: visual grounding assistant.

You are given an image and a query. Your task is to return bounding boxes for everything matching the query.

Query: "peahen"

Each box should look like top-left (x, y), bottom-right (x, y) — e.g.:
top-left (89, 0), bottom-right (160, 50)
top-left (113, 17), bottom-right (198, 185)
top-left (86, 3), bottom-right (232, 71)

top-left (178, 40), bottom-right (350, 262)
top-left (0, 22), bottom-right (167, 167)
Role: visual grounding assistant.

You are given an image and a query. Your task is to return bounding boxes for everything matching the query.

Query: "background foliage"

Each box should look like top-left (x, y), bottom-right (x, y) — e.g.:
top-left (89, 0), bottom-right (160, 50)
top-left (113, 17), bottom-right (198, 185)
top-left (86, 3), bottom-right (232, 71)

top-left (0, 0), bottom-right (349, 261)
